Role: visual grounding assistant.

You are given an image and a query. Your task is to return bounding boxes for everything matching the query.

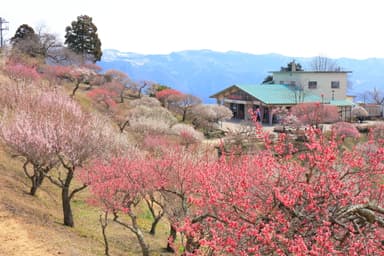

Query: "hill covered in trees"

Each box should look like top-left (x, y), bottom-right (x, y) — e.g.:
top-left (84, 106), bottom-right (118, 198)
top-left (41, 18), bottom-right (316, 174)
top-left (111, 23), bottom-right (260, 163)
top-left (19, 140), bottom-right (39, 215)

top-left (100, 49), bottom-right (384, 103)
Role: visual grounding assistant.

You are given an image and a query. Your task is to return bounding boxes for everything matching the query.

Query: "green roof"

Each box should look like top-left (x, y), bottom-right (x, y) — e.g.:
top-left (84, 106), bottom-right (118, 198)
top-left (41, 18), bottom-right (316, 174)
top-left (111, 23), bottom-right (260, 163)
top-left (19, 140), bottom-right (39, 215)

top-left (236, 84), bottom-right (323, 105)
top-left (329, 100), bottom-right (354, 106)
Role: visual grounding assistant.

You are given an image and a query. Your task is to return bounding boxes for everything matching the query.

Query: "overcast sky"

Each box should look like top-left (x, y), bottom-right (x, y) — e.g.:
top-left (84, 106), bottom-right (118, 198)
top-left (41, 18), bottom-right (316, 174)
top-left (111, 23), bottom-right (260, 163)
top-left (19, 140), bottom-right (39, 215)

top-left (2, 0), bottom-right (383, 59)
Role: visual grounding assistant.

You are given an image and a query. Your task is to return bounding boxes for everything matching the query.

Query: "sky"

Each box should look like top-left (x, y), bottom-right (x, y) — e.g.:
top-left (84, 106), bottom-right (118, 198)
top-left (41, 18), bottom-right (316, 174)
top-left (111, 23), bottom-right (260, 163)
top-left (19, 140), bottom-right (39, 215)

top-left (2, 0), bottom-right (384, 59)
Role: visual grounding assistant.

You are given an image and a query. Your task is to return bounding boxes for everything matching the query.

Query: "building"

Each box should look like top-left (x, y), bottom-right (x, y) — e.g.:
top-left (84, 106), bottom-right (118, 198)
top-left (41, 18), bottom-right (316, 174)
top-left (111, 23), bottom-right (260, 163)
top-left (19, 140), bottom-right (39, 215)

top-left (210, 63), bottom-right (353, 125)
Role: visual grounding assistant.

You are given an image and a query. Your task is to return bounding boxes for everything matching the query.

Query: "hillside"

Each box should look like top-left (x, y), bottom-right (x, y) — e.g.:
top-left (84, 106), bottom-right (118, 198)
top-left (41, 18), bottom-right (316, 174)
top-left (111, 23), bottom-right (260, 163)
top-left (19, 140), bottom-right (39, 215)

top-left (0, 143), bottom-right (173, 256)
top-left (0, 80), bottom-right (172, 256)
top-left (99, 49), bottom-right (384, 102)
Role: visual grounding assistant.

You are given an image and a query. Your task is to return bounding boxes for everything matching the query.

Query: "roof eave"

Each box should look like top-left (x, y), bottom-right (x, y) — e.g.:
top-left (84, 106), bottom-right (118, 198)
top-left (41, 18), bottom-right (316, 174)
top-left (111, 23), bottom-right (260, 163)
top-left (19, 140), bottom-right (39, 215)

top-left (209, 85), bottom-right (239, 98)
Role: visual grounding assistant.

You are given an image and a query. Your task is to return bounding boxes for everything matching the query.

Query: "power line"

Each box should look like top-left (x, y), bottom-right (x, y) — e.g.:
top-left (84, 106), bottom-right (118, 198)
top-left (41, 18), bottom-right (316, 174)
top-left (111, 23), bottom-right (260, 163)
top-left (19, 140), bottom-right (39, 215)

top-left (0, 17), bottom-right (9, 48)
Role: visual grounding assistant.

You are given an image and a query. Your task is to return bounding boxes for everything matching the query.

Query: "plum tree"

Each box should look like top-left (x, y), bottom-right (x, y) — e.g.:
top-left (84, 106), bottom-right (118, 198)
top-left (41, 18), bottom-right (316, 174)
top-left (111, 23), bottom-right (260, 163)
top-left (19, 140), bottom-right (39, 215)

top-left (291, 102), bottom-right (340, 127)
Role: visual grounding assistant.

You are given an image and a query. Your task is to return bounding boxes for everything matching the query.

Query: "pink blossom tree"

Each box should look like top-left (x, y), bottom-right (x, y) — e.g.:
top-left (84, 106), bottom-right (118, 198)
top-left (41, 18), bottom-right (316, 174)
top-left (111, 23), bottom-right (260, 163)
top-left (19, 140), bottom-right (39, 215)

top-left (104, 69), bottom-right (130, 102)
top-left (0, 85), bottom-right (77, 195)
top-left (352, 105), bottom-right (369, 122)
top-left (190, 104), bottom-right (233, 130)
top-left (332, 122), bottom-right (360, 139)
top-left (291, 102), bottom-right (340, 127)
top-left (171, 123), bottom-right (204, 147)
top-left (129, 80), bottom-right (151, 98)
top-left (47, 111), bottom-right (111, 227)
top-left (168, 94), bottom-right (202, 122)
top-left (41, 65), bottom-right (98, 97)
top-left (0, 83), bottom-right (111, 226)
top-left (373, 124), bottom-right (384, 142)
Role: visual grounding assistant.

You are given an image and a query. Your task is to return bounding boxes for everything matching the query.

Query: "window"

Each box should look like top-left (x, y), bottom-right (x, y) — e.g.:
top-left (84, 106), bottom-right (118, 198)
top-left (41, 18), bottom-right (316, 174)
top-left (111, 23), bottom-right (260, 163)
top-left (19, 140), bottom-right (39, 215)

top-left (308, 81), bottom-right (317, 89)
top-left (331, 81), bottom-right (340, 89)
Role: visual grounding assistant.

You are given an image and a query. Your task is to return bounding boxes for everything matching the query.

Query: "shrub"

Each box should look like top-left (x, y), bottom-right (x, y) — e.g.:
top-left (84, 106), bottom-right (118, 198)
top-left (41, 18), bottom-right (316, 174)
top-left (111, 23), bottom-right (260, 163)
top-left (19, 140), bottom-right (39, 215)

top-left (129, 96), bottom-right (161, 108)
top-left (123, 105), bottom-right (177, 135)
top-left (372, 123), bottom-right (384, 140)
top-left (171, 123), bottom-right (204, 145)
top-left (332, 122), bottom-right (360, 139)
top-left (352, 106), bottom-right (369, 122)
top-left (191, 104), bottom-right (233, 130)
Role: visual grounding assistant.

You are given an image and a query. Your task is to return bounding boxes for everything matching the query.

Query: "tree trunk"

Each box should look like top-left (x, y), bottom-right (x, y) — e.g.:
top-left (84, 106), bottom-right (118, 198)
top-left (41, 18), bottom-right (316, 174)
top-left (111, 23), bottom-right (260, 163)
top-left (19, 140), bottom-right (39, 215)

top-left (185, 235), bottom-right (200, 254)
top-left (149, 215), bottom-right (162, 235)
top-left (99, 212), bottom-right (110, 256)
top-left (71, 83), bottom-right (80, 97)
top-left (62, 186), bottom-right (74, 227)
top-left (30, 171), bottom-right (45, 196)
top-left (166, 224), bottom-right (177, 252)
top-left (126, 211), bottom-right (150, 256)
top-left (120, 91), bottom-right (124, 103)
top-left (23, 161), bottom-right (48, 196)
top-left (119, 120), bottom-right (130, 133)
top-left (62, 169), bottom-right (74, 227)
top-left (182, 110), bottom-right (187, 122)
top-left (135, 229), bottom-right (149, 256)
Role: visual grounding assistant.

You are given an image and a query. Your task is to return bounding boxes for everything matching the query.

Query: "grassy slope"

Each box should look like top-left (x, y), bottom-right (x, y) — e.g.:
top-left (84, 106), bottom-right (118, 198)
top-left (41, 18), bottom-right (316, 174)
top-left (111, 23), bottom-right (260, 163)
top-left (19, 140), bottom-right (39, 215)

top-left (0, 81), bottom-right (172, 255)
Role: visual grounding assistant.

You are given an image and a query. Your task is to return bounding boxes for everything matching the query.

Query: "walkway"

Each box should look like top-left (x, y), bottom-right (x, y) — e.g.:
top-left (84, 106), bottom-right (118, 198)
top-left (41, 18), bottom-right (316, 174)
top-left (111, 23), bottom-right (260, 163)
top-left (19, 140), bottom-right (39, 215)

top-left (221, 120), bottom-right (275, 133)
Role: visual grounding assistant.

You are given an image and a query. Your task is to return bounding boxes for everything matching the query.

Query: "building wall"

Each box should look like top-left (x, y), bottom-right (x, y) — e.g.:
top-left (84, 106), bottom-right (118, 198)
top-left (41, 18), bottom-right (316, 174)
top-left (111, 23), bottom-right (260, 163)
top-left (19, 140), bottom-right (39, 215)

top-left (272, 72), bottom-right (348, 101)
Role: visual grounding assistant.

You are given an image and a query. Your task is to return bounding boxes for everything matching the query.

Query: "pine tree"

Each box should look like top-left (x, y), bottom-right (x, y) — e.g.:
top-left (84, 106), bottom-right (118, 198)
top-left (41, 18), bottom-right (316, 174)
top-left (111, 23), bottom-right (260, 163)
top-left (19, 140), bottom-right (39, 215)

top-left (64, 15), bottom-right (102, 63)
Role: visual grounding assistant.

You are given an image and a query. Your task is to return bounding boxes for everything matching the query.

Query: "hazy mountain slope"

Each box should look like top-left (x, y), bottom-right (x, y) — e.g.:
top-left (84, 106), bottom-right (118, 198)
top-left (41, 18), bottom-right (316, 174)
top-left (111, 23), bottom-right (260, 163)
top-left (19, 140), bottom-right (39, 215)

top-left (100, 49), bottom-right (384, 103)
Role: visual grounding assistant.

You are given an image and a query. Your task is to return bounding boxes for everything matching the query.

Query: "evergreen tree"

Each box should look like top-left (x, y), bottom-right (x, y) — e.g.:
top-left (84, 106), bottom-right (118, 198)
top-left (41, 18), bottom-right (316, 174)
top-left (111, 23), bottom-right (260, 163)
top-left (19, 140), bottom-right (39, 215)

top-left (64, 15), bottom-right (102, 63)
top-left (11, 24), bottom-right (40, 57)
top-left (11, 24), bottom-right (37, 44)
top-left (262, 75), bottom-right (274, 84)
top-left (280, 60), bottom-right (303, 72)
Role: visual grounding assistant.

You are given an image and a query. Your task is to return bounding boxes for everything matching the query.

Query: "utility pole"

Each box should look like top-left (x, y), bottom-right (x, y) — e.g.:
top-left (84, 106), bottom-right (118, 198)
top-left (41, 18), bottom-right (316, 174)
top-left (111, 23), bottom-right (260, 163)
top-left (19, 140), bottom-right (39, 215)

top-left (0, 17), bottom-right (9, 48)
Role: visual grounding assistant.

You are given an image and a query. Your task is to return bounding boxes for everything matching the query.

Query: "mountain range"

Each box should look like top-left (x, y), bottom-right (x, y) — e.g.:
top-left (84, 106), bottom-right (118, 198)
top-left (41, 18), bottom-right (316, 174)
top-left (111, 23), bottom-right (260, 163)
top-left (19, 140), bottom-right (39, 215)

top-left (99, 49), bottom-right (384, 103)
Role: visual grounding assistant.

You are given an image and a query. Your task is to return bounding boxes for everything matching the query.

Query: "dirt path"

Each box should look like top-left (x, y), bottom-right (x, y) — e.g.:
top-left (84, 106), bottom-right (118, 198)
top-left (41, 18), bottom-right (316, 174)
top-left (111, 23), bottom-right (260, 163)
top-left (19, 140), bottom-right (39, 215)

top-left (0, 208), bottom-right (56, 256)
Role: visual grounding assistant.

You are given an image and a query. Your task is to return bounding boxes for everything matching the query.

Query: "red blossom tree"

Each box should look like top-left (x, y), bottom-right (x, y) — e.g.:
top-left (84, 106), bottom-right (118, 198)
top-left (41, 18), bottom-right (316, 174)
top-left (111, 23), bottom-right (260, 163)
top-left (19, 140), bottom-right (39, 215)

top-left (178, 125), bottom-right (384, 255)
top-left (82, 142), bottom-right (213, 254)
top-left (41, 65), bottom-right (72, 85)
top-left (2, 63), bottom-right (41, 84)
top-left (155, 88), bottom-right (183, 107)
top-left (87, 85), bottom-right (118, 110)
top-left (82, 153), bottom-right (156, 256)
top-left (81, 106), bottom-right (384, 255)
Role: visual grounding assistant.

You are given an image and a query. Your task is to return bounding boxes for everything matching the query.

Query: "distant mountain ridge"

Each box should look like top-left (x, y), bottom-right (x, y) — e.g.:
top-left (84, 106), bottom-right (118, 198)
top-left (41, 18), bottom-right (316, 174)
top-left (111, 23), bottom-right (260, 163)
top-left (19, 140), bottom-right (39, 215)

top-left (99, 49), bottom-right (384, 103)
